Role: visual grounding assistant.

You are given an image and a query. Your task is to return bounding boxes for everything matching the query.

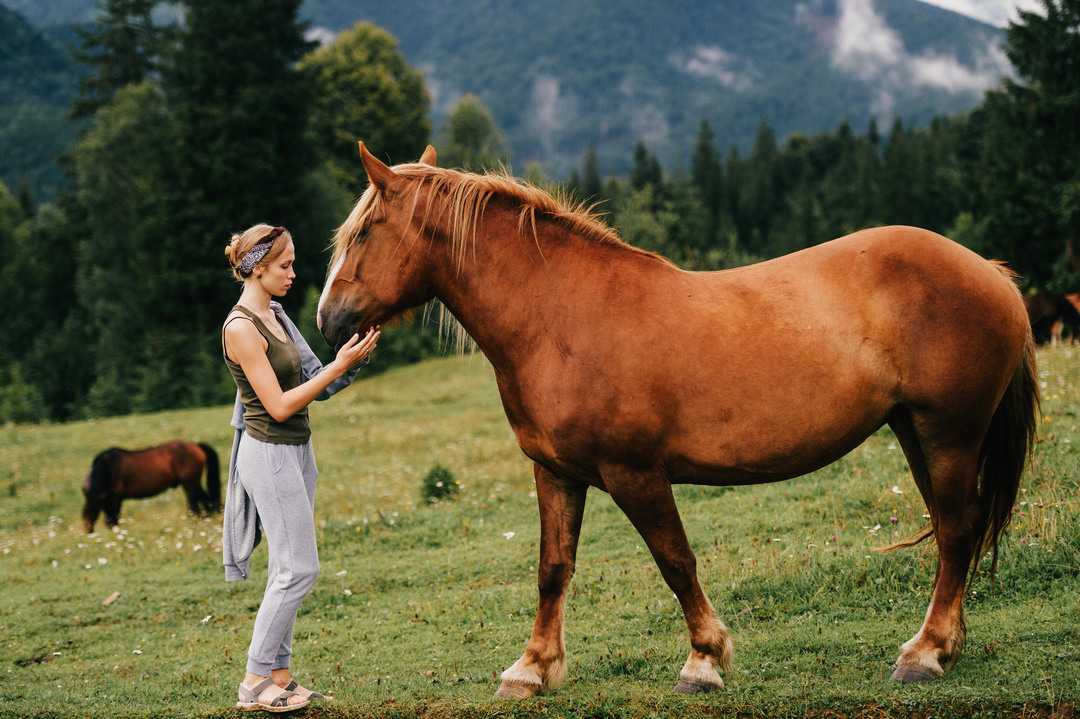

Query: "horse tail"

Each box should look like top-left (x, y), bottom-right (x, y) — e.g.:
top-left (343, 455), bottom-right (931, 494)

top-left (874, 524), bottom-right (934, 552)
top-left (198, 443), bottom-right (221, 513)
top-left (973, 328), bottom-right (1040, 583)
top-left (83, 448), bottom-right (119, 532)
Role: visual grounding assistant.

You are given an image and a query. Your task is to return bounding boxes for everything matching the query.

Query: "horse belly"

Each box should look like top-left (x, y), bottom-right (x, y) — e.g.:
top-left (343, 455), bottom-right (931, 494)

top-left (664, 341), bottom-right (898, 483)
top-left (508, 329), bottom-right (897, 488)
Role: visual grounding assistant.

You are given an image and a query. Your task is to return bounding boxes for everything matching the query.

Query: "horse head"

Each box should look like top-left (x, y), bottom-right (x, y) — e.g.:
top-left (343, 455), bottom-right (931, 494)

top-left (318, 143), bottom-right (440, 351)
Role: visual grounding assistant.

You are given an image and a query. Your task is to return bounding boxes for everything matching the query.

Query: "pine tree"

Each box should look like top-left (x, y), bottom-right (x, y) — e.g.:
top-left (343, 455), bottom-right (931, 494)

top-left (70, 0), bottom-right (171, 120)
top-left (978, 0), bottom-right (1080, 289)
top-left (162, 0), bottom-right (318, 325)
top-left (741, 118), bottom-right (780, 255)
top-left (880, 117), bottom-right (920, 226)
top-left (629, 141), bottom-right (662, 191)
top-left (691, 118), bottom-right (722, 246)
top-left (581, 143), bottom-right (603, 204)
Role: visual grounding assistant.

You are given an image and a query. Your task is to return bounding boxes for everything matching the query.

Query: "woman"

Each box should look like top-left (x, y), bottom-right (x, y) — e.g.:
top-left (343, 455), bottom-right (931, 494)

top-left (222, 223), bottom-right (378, 712)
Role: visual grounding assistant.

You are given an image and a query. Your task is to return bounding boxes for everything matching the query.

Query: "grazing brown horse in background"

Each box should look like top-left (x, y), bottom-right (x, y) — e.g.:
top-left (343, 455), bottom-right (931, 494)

top-left (319, 144), bottom-right (1038, 696)
top-left (81, 441), bottom-right (220, 533)
top-left (1024, 290), bottom-right (1080, 345)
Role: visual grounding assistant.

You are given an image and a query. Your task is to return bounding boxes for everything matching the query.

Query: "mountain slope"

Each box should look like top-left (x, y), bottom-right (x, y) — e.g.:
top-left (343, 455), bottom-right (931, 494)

top-left (0, 4), bottom-right (79, 199)
top-left (0, 0), bottom-right (1006, 182)
top-left (300, 0), bottom-right (1007, 173)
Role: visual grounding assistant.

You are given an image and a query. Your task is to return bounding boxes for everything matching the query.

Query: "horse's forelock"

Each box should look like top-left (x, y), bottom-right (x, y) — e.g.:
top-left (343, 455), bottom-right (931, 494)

top-left (330, 183), bottom-right (385, 267)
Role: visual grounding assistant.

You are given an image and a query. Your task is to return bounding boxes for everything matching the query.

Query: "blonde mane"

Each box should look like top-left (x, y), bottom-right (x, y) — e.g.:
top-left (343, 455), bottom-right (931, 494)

top-left (329, 163), bottom-right (662, 353)
top-left (330, 163), bottom-right (644, 265)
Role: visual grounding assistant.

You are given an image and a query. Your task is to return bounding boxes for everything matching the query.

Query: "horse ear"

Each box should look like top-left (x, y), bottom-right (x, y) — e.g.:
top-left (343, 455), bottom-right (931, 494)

top-left (419, 145), bottom-right (437, 166)
top-left (359, 141), bottom-right (399, 192)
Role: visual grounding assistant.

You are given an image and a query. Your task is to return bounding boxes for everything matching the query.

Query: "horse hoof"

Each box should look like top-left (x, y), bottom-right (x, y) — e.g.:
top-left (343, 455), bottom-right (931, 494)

top-left (890, 665), bottom-right (940, 684)
top-left (673, 679), bottom-right (721, 694)
top-left (493, 681), bottom-right (541, 699)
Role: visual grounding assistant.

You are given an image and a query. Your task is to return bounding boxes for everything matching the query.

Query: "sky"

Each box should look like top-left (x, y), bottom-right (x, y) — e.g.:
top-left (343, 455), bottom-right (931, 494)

top-left (917, 0), bottom-right (1043, 26)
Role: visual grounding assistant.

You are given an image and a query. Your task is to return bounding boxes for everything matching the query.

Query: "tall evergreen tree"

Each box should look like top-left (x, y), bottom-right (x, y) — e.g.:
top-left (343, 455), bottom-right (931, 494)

top-left (72, 82), bottom-right (180, 415)
top-left (581, 143), bottom-right (603, 204)
top-left (629, 141), bottom-right (662, 191)
top-left (162, 0), bottom-right (318, 326)
top-left (820, 118), bottom-right (861, 238)
top-left (70, 0), bottom-right (171, 120)
top-left (880, 117), bottom-right (920, 226)
top-left (978, 0), bottom-right (1080, 289)
top-left (691, 118), bottom-right (722, 246)
top-left (740, 118), bottom-right (780, 254)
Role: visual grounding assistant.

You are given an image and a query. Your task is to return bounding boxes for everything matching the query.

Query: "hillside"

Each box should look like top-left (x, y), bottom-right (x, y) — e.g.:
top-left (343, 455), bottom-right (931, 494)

top-left (0, 4), bottom-right (79, 200)
top-left (298, 0), bottom-right (1007, 174)
top-left (2, 350), bottom-right (1080, 716)
top-left (0, 0), bottom-right (1007, 186)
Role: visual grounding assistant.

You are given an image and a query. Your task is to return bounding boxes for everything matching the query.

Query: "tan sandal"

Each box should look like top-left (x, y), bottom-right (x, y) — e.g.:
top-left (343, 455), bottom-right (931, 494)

top-left (284, 680), bottom-right (333, 701)
top-left (236, 677), bottom-right (309, 713)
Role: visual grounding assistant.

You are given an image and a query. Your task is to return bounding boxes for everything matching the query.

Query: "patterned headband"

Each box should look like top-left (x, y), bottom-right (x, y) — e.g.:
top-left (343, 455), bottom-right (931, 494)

top-left (236, 227), bottom-right (284, 276)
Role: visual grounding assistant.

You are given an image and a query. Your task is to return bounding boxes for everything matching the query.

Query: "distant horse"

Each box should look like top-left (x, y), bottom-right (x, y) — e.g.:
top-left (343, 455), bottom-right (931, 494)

top-left (82, 441), bottom-right (220, 533)
top-left (1024, 290), bottom-right (1080, 345)
top-left (318, 144), bottom-right (1038, 695)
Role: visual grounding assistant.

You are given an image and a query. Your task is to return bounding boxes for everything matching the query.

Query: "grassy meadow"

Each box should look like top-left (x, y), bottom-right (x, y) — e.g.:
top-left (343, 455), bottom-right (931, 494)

top-left (2, 347), bottom-right (1080, 718)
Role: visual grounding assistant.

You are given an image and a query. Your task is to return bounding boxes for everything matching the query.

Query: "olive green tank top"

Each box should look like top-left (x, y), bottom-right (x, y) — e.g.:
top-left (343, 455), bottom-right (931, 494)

top-left (223, 304), bottom-right (311, 445)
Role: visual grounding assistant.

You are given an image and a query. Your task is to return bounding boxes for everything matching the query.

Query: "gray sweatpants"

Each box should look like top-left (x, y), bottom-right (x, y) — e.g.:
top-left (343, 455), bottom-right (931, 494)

top-left (236, 433), bottom-right (320, 676)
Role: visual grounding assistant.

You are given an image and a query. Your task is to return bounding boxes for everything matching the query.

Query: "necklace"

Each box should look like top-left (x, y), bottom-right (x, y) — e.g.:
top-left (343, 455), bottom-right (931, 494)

top-left (239, 304), bottom-right (285, 338)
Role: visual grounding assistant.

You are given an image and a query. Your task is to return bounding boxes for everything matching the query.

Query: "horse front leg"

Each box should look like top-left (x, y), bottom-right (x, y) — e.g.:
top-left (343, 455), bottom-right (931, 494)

top-left (496, 463), bottom-right (587, 698)
top-left (82, 499), bottom-right (100, 534)
top-left (605, 467), bottom-right (732, 693)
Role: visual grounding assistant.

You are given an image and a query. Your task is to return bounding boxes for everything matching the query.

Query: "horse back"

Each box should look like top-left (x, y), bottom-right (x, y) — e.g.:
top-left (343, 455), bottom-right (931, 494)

top-left (113, 441), bottom-right (198, 498)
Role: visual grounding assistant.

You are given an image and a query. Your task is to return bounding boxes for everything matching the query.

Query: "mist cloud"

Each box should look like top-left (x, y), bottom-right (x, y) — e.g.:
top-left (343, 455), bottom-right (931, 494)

top-left (526, 76), bottom-right (581, 158)
top-left (669, 46), bottom-right (757, 91)
top-left (813, 0), bottom-right (1011, 114)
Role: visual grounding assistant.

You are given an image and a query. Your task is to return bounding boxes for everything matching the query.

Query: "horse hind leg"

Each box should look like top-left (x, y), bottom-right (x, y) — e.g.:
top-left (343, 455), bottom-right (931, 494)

top-left (1051, 318), bottom-right (1064, 347)
top-left (179, 473), bottom-right (210, 516)
top-left (496, 464), bottom-right (587, 698)
top-left (103, 496), bottom-right (123, 528)
top-left (604, 466), bottom-right (732, 693)
top-left (888, 412), bottom-right (979, 683)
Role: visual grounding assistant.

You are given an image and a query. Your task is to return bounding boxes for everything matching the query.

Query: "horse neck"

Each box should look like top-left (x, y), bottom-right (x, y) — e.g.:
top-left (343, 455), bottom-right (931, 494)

top-left (425, 202), bottom-right (642, 369)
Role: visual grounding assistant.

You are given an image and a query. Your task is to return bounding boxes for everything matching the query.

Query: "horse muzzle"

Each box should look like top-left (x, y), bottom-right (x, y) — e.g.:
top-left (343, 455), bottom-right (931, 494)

top-left (319, 301), bottom-right (367, 352)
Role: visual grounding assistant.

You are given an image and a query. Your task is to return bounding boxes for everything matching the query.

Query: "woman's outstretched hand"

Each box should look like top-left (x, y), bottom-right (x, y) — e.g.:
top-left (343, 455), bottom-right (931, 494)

top-left (335, 326), bottom-right (380, 370)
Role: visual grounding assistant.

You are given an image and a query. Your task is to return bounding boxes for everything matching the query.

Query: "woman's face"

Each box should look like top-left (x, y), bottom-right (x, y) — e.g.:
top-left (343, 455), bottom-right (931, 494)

top-left (257, 240), bottom-right (296, 297)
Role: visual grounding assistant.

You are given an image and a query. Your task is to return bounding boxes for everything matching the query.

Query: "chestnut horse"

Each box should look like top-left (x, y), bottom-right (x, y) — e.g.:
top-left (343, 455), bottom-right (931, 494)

top-left (318, 144), bottom-right (1038, 696)
top-left (81, 441), bottom-right (220, 533)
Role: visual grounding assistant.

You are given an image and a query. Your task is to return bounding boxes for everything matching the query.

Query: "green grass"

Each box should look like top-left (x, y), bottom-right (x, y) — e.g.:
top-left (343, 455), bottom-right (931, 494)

top-left (2, 348), bottom-right (1080, 718)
